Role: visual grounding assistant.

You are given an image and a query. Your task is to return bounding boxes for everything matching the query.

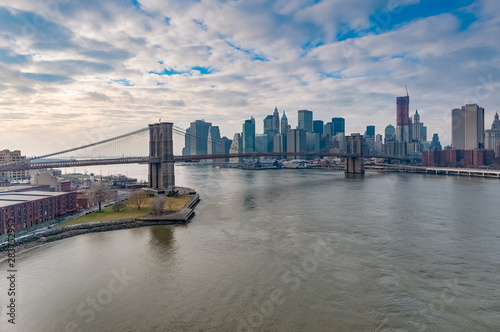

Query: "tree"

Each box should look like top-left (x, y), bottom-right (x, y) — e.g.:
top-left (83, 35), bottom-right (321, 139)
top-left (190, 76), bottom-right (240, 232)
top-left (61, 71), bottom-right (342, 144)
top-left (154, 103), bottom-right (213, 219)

top-left (87, 181), bottom-right (109, 212)
top-left (129, 189), bottom-right (148, 210)
top-left (112, 201), bottom-right (125, 212)
top-left (166, 189), bottom-right (179, 197)
top-left (151, 196), bottom-right (166, 216)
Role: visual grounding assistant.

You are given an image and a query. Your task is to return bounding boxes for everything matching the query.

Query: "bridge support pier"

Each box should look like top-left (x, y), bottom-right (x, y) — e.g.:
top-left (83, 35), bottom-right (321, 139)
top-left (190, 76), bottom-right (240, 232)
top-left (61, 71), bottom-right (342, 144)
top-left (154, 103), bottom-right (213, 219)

top-left (345, 134), bottom-right (365, 174)
top-left (149, 122), bottom-right (175, 191)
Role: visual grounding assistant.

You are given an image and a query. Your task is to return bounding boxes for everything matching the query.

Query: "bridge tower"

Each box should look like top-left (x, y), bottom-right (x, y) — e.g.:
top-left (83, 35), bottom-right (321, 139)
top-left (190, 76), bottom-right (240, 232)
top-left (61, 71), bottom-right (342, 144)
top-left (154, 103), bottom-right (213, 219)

top-left (149, 122), bottom-right (175, 190)
top-left (345, 134), bottom-right (365, 174)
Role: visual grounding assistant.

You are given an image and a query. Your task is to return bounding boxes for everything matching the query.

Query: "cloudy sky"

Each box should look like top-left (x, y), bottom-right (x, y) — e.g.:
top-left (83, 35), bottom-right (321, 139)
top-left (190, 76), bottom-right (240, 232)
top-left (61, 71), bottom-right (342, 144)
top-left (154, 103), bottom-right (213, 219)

top-left (1, 0), bottom-right (500, 155)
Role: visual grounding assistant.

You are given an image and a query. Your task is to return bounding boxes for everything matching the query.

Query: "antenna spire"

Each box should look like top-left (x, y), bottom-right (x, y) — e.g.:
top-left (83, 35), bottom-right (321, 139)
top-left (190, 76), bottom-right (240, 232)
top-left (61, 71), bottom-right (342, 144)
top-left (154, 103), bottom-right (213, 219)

top-left (405, 84), bottom-right (409, 97)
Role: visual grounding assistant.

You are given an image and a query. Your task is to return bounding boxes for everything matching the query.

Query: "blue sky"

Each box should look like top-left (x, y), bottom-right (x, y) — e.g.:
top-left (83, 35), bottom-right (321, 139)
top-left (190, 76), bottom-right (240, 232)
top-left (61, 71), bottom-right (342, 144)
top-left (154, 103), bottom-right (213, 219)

top-left (1, 0), bottom-right (499, 154)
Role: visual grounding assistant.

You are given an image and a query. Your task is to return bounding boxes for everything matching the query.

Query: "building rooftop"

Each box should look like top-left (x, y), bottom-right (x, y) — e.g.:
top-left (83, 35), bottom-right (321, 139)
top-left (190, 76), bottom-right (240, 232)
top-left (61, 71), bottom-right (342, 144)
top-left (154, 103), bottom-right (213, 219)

top-left (0, 185), bottom-right (50, 193)
top-left (0, 191), bottom-right (72, 207)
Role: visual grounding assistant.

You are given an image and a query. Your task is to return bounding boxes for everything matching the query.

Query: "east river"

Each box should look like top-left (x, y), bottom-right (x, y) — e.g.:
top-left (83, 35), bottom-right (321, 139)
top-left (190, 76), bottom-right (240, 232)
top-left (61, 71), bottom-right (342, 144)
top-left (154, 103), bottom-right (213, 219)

top-left (1, 166), bottom-right (499, 331)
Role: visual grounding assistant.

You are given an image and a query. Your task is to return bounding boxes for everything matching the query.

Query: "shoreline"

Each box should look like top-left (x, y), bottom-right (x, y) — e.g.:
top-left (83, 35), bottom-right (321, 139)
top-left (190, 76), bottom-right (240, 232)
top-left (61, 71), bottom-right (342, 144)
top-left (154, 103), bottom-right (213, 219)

top-left (0, 193), bottom-right (200, 261)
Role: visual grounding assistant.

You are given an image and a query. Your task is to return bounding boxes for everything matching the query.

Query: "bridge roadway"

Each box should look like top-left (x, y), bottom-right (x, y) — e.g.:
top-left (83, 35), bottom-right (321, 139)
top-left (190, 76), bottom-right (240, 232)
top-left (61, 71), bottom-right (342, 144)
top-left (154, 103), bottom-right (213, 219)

top-left (0, 152), bottom-right (406, 171)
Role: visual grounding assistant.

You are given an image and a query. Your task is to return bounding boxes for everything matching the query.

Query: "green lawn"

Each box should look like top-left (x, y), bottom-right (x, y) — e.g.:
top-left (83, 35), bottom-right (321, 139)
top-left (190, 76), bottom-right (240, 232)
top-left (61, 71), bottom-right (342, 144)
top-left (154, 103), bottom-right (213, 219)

top-left (57, 195), bottom-right (193, 227)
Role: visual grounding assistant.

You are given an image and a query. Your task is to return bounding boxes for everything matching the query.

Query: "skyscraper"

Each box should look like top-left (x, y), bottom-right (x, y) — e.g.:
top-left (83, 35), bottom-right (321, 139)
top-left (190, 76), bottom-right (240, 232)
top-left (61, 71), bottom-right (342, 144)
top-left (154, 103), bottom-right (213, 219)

top-left (287, 128), bottom-right (307, 160)
top-left (182, 127), bottom-right (191, 156)
top-left (485, 112), bottom-right (500, 157)
top-left (365, 125), bottom-right (375, 137)
top-left (298, 110), bottom-right (313, 132)
top-left (385, 124), bottom-right (396, 142)
top-left (430, 134), bottom-right (442, 151)
top-left (412, 110), bottom-right (421, 142)
top-left (229, 133), bottom-right (242, 162)
top-left (207, 125), bottom-right (221, 159)
top-left (396, 94), bottom-right (410, 143)
top-left (242, 117), bottom-right (256, 153)
top-left (188, 120), bottom-right (212, 155)
top-left (313, 120), bottom-right (324, 135)
top-left (396, 95), bottom-right (410, 127)
top-left (452, 104), bottom-right (485, 150)
top-left (263, 115), bottom-right (274, 135)
top-left (331, 117), bottom-right (345, 135)
top-left (272, 107), bottom-right (280, 134)
top-left (281, 111), bottom-right (289, 136)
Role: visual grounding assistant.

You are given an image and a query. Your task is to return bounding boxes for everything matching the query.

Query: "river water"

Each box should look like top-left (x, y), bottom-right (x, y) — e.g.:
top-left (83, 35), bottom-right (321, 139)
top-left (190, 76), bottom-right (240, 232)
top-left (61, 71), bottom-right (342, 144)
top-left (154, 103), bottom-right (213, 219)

top-left (1, 166), bottom-right (499, 331)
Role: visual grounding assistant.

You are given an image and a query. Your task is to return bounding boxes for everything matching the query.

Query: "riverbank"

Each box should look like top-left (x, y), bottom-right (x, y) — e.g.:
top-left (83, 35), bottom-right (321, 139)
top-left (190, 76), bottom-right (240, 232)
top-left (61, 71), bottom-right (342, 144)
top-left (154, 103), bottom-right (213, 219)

top-left (0, 193), bottom-right (199, 260)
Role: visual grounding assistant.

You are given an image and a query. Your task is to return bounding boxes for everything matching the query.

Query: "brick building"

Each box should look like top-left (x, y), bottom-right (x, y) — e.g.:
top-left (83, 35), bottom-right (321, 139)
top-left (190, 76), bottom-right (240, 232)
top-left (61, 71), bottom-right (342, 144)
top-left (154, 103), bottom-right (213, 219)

top-left (423, 149), bottom-right (495, 168)
top-left (0, 191), bottom-right (77, 234)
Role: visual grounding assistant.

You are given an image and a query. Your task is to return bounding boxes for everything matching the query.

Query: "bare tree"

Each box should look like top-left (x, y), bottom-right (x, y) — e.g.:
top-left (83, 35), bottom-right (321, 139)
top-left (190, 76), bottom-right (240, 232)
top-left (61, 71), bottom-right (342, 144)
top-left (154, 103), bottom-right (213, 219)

top-left (87, 181), bottom-right (109, 212)
top-left (112, 201), bottom-right (125, 212)
top-left (129, 189), bottom-right (148, 210)
top-left (151, 196), bottom-right (166, 216)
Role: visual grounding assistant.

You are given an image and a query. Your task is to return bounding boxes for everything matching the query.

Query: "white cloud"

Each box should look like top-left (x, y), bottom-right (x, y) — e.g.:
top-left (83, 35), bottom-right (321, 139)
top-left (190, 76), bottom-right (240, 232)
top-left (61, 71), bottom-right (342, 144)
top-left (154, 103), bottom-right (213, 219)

top-left (0, 0), bottom-right (499, 155)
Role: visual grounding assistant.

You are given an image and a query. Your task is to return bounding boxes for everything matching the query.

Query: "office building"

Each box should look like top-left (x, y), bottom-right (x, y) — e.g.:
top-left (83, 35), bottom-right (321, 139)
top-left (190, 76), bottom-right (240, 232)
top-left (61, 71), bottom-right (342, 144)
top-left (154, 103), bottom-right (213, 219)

top-left (313, 120), bottom-right (324, 135)
top-left (273, 107), bottom-right (280, 134)
top-left (306, 132), bottom-right (320, 154)
top-left (365, 126), bottom-right (375, 137)
top-left (385, 124), bottom-right (396, 142)
top-left (182, 128), bottom-right (191, 156)
top-left (0, 150), bottom-right (30, 181)
top-left (452, 104), bottom-right (485, 150)
top-left (188, 120), bottom-right (212, 155)
top-left (298, 110), bottom-right (313, 132)
top-left (332, 118), bottom-right (345, 135)
top-left (287, 129), bottom-right (307, 160)
top-left (242, 117), bottom-right (256, 153)
top-left (323, 122), bottom-right (333, 137)
top-left (263, 115), bottom-right (275, 136)
top-left (485, 112), bottom-right (500, 157)
top-left (229, 133), bottom-right (242, 162)
top-left (430, 134), bottom-right (442, 151)
top-left (396, 94), bottom-right (411, 143)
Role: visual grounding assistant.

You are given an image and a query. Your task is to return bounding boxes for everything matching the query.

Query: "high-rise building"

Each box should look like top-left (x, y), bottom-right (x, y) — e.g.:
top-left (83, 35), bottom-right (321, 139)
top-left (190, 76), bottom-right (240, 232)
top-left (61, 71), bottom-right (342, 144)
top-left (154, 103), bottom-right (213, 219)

top-left (207, 126), bottom-right (222, 162)
top-left (412, 110), bottom-right (421, 142)
top-left (298, 110), bottom-right (313, 132)
top-left (396, 95), bottom-right (410, 126)
top-left (0, 149), bottom-right (30, 181)
top-left (385, 124), bottom-right (396, 142)
top-left (281, 111), bottom-right (289, 137)
top-left (229, 133), bottom-right (242, 162)
top-left (255, 134), bottom-right (269, 153)
top-left (188, 120), bottom-right (212, 155)
top-left (242, 117), bottom-right (256, 153)
top-left (306, 132), bottom-right (320, 154)
top-left (287, 128), bottom-right (307, 160)
top-left (263, 115), bottom-right (274, 136)
top-left (430, 134), bottom-right (442, 151)
top-left (273, 107), bottom-right (280, 134)
top-left (365, 125), bottom-right (375, 137)
top-left (313, 120), bottom-right (324, 135)
top-left (452, 104), bottom-right (485, 150)
top-left (332, 117), bottom-right (345, 135)
top-left (364, 126), bottom-right (375, 153)
top-left (396, 94), bottom-right (411, 143)
top-left (182, 128), bottom-right (191, 156)
top-left (323, 122), bottom-right (333, 137)
top-left (485, 112), bottom-right (500, 157)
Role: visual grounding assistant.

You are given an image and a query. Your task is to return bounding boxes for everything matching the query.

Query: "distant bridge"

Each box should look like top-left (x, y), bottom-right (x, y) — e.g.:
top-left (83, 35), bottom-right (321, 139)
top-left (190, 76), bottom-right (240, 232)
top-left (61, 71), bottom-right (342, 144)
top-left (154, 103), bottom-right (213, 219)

top-left (1, 122), bottom-right (408, 189)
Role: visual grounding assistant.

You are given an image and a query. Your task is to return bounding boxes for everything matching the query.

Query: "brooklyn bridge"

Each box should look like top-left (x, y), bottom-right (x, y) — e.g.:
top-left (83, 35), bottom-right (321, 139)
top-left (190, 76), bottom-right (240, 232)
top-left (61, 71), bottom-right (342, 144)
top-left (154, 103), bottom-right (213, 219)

top-left (1, 122), bottom-right (408, 189)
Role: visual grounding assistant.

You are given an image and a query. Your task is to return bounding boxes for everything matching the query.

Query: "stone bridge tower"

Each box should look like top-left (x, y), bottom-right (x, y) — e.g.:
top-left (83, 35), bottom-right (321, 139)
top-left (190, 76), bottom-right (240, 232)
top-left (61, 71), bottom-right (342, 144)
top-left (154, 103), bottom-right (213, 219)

top-left (149, 122), bottom-right (175, 190)
top-left (345, 134), bottom-right (365, 174)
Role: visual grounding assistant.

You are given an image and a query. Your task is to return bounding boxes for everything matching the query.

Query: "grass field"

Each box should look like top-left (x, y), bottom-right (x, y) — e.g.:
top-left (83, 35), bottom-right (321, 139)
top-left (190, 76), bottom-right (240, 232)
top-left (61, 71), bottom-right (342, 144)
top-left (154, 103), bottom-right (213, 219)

top-left (57, 195), bottom-right (193, 227)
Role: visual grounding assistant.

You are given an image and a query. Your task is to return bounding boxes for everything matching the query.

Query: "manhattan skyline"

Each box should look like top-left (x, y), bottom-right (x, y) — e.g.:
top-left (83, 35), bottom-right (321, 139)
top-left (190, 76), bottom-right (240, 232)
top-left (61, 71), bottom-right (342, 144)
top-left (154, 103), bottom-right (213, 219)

top-left (1, 0), bottom-right (500, 155)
